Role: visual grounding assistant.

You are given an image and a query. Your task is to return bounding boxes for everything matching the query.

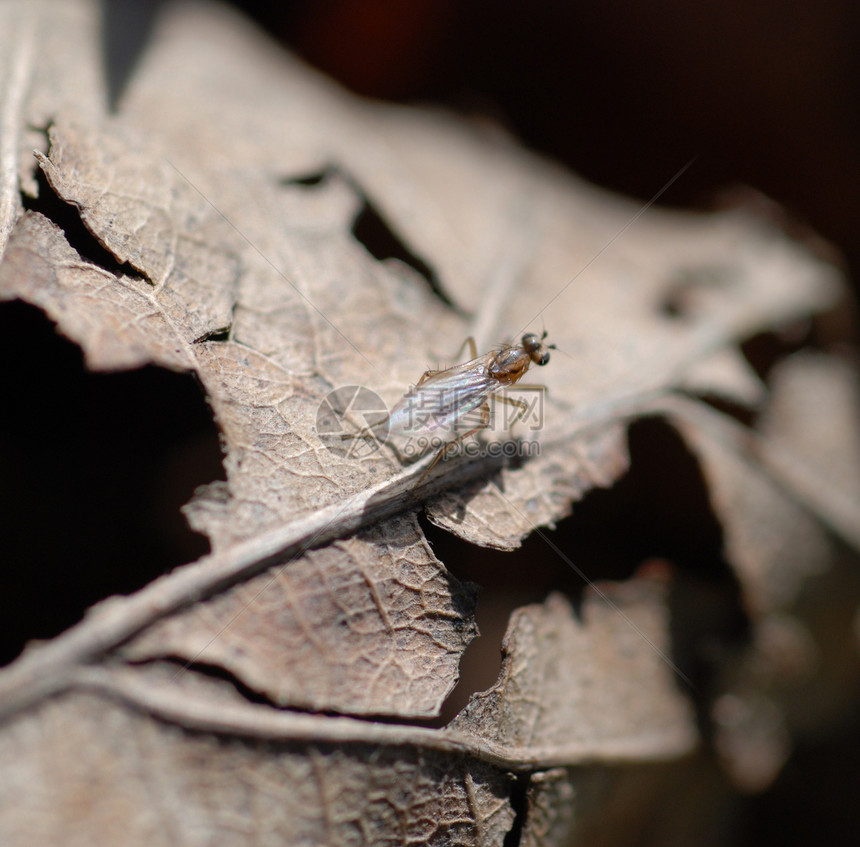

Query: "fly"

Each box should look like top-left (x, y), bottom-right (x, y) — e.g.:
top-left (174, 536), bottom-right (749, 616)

top-left (348, 332), bottom-right (554, 480)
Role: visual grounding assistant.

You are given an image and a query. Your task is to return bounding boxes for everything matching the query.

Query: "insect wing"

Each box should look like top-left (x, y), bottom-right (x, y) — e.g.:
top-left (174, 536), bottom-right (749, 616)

top-left (387, 359), bottom-right (495, 437)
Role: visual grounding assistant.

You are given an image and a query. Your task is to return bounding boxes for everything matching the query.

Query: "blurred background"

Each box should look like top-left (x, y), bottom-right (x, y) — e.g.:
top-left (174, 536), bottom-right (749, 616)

top-left (243, 0), bottom-right (860, 290)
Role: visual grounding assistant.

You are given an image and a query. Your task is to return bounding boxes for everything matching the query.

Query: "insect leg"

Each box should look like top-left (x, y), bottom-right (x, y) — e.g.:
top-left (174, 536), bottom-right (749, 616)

top-left (495, 394), bottom-right (529, 428)
top-left (459, 336), bottom-right (479, 360)
top-left (496, 384), bottom-right (546, 430)
top-left (416, 337), bottom-right (478, 386)
top-left (416, 368), bottom-right (444, 387)
top-left (417, 398), bottom-right (490, 483)
top-left (340, 412), bottom-right (388, 441)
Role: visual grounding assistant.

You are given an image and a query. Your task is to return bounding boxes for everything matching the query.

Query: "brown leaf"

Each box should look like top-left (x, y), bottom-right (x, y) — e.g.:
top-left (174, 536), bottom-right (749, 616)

top-left (450, 582), bottom-right (696, 763)
top-left (125, 514), bottom-right (478, 717)
top-left (0, 683), bottom-right (514, 846)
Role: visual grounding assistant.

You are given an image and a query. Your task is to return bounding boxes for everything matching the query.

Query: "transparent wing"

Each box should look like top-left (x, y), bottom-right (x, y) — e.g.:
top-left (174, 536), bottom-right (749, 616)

top-left (387, 358), bottom-right (497, 437)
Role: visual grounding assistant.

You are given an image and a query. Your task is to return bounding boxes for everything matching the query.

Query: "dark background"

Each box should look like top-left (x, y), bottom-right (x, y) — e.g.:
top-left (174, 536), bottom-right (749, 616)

top-left (256, 0), bottom-right (860, 286)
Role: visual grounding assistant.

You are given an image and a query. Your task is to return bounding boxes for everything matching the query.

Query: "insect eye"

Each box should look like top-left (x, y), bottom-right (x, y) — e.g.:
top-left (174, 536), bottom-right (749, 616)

top-left (537, 351), bottom-right (550, 365)
top-left (522, 333), bottom-right (538, 350)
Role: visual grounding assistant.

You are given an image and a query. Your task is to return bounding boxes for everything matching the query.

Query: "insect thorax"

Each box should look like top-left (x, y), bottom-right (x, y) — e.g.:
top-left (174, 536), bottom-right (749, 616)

top-left (488, 347), bottom-right (530, 384)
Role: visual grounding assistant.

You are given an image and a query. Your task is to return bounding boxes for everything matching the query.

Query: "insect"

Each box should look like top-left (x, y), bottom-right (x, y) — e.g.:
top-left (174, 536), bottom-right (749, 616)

top-left (349, 332), bottom-right (554, 480)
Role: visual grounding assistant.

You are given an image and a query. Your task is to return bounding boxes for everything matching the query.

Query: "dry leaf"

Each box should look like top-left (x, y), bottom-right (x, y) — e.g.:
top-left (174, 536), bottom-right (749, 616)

top-left (125, 513), bottom-right (478, 717)
top-left (1, 1), bottom-right (858, 844)
top-left (0, 681), bottom-right (514, 847)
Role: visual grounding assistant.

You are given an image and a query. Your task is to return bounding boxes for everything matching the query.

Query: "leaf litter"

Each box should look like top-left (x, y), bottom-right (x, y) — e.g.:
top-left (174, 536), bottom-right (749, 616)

top-left (1, 0), bottom-right (859, 844)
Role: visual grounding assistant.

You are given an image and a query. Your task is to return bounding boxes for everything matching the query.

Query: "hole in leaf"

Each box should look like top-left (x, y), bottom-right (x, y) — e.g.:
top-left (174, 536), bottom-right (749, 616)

top-left (428, 416), bottom-right (748, 724)
top-left (195, 327), bottom-right (232, 343)
top-left (741, 323), bottom-right (813, 382)
top-left (502, 772), bottom-right (531, 847)
top-left (686, 391), bottom-right (758, 428)
top-left (351, 200), bottom-right (460, 309)
top-left (280, 167), bottom-right (337, 187)
top-left (0, 301), bottom-right (225, 665)
top-left (683, 318), bottom-right (822, 429)
top-left (281, 166), bottom-right (463, 312)
top-left (155, 658), bottom-right (276, 707)
top-left (23, 165), bottom-right (143, 279)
